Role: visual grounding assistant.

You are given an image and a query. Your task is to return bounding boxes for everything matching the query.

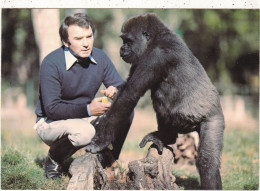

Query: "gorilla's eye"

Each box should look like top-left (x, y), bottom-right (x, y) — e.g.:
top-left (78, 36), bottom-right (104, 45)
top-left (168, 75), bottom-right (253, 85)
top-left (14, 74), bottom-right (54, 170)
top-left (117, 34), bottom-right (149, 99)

top-left (123, 38), bottom-right (132, 45)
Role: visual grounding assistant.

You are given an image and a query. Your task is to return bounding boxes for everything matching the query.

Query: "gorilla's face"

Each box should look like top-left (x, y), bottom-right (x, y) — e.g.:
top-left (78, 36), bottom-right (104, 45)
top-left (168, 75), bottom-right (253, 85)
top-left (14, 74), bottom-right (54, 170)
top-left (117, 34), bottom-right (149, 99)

top-left (120, 33), bottom-right (134, 63)
top-left (120, 26), bottom-right (151, 64)
top-left (120, 13), bottom-right (170, 64)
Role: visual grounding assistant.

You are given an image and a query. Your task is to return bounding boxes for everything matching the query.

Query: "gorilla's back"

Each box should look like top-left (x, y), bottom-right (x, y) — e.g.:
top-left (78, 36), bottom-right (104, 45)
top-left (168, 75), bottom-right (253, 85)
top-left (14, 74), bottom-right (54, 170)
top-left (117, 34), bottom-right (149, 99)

top-left (151, 49), bottom-right (220, 133)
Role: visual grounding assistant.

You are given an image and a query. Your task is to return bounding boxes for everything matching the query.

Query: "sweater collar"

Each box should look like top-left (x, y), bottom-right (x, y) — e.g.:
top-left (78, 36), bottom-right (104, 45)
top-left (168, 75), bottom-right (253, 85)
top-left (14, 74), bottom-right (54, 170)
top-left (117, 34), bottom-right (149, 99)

top-left (64, 47), bottom-right (97, 71)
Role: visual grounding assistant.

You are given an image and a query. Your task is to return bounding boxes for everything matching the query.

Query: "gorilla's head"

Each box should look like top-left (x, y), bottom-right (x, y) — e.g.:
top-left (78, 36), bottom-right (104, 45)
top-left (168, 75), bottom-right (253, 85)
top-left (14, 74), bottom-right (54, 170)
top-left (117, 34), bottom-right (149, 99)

top-left (119, 13), bottom-right (167, 64)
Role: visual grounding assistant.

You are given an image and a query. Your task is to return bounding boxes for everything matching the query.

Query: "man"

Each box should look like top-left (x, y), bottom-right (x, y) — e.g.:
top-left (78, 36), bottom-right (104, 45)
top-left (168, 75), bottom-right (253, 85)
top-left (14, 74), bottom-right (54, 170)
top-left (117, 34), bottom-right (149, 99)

top-left (34, 13), bottom-right (132, 179)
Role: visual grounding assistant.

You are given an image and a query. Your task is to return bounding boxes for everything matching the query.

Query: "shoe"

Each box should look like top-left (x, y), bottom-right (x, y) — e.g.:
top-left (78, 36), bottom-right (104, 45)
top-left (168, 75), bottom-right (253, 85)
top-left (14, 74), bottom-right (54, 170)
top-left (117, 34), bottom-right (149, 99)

top-left (45, 152), bottom-right (63, 179)
top-left (45, 135), bottom-right (78, 179)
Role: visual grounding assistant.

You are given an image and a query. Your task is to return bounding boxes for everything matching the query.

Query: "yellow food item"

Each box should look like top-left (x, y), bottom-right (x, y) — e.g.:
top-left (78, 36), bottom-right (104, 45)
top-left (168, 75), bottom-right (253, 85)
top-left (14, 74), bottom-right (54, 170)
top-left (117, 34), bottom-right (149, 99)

top-left (102, 97), bottom-right (108, 103)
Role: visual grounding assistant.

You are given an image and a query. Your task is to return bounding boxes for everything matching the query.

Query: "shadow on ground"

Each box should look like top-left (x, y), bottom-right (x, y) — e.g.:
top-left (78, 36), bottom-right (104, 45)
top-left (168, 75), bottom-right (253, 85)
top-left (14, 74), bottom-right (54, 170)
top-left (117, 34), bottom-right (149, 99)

top-left (175, 176), bottom-right (201, 190)
top-left (34, 156), bottom-right (46, 168)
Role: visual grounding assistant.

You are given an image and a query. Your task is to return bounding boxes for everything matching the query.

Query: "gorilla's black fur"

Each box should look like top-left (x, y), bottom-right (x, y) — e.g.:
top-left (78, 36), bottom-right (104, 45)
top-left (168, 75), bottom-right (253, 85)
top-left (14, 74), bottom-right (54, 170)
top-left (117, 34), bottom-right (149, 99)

top-left (86, 13), bottom-right (225, 190)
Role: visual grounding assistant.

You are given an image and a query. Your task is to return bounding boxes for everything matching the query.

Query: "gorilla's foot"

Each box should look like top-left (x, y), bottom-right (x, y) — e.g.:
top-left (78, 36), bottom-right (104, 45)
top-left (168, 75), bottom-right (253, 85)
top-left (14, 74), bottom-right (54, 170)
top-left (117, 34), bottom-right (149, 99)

top-left (139, 132), bottom-right (164, 153)
top-left (85, 142), bottom-right (101, 154)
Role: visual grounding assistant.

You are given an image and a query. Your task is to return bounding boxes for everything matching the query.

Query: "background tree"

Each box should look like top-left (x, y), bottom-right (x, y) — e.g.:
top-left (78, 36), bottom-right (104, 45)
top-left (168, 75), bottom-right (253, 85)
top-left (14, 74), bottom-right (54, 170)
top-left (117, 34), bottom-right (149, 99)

top-left (32, 9), bottom-right (61, 63)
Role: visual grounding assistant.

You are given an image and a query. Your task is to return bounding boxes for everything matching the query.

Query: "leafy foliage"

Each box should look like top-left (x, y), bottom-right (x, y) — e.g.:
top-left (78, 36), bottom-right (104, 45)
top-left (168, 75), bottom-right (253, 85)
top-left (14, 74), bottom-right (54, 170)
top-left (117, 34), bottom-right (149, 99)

top-left (179, 10), bottom-right (259, 87)
top-left (3, 9), bottom-right (258, 84)
top-left (2, 9), bottom-right (39, 82)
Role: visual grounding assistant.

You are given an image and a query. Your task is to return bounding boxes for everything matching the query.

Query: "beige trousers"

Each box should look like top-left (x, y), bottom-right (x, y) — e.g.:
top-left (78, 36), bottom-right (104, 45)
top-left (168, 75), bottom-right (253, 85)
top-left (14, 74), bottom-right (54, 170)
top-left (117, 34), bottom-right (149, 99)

top-left (34, 116), bottom-right (97, 147)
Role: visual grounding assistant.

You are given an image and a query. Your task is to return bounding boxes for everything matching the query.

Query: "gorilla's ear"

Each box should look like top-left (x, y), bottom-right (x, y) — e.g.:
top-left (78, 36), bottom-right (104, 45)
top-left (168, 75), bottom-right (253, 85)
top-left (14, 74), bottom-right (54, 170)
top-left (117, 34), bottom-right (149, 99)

top-left (142, 31), bottom-right (151, 41)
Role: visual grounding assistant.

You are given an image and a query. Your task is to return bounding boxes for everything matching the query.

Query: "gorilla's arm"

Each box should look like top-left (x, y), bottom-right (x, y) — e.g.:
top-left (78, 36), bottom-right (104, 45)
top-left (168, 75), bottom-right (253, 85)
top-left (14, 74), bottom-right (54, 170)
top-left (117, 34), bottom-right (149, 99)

top-left (86, 58), bottom-right (165, 153)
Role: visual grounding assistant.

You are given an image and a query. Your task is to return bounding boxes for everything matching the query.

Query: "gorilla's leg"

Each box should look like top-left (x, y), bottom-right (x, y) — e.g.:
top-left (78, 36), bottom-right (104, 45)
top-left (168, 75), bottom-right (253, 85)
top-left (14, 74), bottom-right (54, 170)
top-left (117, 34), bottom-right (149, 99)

top-left (196, 115), bottom-right (224, 190)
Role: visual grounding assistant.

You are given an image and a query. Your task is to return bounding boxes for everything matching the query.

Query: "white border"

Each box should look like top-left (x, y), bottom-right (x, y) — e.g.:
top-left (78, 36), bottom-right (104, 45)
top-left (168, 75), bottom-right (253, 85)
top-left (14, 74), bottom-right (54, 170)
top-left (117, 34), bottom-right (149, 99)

top-left (1, 0), bottom-right (259, 9)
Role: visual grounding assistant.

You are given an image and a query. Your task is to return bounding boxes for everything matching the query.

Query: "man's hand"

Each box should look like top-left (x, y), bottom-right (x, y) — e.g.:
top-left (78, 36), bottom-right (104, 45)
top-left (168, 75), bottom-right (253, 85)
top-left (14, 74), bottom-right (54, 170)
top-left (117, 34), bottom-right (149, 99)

top-left (100, 86), bottom-right (118, 99)
top-left (89, 97), bottom-right (111, 116)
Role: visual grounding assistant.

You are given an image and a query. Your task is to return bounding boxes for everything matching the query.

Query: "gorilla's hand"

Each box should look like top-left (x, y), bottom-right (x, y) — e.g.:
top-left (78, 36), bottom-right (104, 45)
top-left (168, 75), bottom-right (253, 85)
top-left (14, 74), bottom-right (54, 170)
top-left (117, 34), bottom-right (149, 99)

top-left (85, 115), bottom-right (113, 153)
top-left (139, 131), bottom-right (164, 153)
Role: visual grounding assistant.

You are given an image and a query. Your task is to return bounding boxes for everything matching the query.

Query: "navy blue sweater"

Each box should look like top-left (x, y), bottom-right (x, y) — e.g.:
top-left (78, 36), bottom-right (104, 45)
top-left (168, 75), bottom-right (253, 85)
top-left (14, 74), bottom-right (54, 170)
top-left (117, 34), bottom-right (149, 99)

top-left (35, 47), bottom-right (124, 121)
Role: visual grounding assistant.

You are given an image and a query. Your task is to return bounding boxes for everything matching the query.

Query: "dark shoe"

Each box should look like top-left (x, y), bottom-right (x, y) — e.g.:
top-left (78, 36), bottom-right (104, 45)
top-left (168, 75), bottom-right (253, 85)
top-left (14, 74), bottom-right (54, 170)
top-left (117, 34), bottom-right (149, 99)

top-left (45, 152), bottom-right (63, 179)
top-left (45, 135), bottom-right (79, 179)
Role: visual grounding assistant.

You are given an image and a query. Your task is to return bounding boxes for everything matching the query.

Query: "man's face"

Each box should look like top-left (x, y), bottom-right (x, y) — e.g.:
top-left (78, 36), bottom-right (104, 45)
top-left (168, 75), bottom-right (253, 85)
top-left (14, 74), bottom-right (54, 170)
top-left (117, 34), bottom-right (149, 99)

top-left (63, 25), bottom-right (94, 58)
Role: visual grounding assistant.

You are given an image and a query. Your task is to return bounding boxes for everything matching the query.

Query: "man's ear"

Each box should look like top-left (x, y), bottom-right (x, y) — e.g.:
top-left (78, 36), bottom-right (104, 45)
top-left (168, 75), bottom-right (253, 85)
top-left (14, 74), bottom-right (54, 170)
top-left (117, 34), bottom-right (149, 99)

top-left (63, 40), bottom-right (69, 48)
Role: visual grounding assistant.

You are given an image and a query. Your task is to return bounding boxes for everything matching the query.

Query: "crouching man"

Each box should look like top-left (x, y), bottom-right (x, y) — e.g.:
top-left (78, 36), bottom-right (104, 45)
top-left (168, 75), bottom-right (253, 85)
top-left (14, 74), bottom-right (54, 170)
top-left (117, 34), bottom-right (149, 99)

top-left (34, 13), bottom-right (133, 179)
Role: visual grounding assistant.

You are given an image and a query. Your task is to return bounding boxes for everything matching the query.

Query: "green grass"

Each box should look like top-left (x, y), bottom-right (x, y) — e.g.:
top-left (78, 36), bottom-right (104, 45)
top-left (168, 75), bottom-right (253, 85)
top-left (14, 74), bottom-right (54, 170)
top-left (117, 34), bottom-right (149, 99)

top-left (222, 129), bottom-right (259, 190)
top-left (1, 147), bottom-right (67, 190)
top-left (171, 128), bottom-right (259, 190)
top-left (1, 110), bottom-right (259, 189)
top-left (1, 113), bottom-right (70, 189)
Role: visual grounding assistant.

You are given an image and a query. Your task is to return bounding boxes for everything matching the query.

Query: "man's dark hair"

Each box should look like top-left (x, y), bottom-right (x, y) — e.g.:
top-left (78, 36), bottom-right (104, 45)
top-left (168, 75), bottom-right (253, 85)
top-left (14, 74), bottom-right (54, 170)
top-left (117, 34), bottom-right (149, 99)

top-left (59, 13), bottom-right (95, 44)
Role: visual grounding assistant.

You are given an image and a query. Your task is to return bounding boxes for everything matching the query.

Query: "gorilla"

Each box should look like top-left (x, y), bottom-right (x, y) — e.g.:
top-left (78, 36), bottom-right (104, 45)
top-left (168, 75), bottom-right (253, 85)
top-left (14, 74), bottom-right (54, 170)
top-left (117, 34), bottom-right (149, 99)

top-left (85, 13), bottom-right (225, 190)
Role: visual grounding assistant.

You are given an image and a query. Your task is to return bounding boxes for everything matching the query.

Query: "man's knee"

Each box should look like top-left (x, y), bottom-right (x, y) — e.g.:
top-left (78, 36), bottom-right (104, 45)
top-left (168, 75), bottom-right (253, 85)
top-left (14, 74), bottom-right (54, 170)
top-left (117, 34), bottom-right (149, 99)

top-left (68, 122), bottom-right (96, 147)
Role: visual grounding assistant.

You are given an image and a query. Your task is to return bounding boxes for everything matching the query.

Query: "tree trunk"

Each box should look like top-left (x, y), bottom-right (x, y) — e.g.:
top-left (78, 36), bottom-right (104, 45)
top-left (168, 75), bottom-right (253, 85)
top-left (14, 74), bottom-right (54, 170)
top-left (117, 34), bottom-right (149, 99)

top-left (127, 145), bottom-right (179, 190)
top-left (67, 146), bottom-right (179, 190)
top-left (67, 133), bottom-right (198, 190)
top-left (31, 9), bottom-right (61, 64)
